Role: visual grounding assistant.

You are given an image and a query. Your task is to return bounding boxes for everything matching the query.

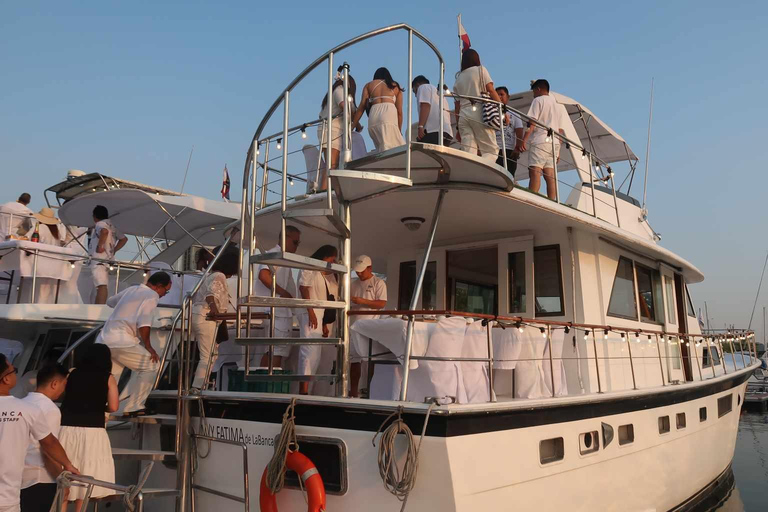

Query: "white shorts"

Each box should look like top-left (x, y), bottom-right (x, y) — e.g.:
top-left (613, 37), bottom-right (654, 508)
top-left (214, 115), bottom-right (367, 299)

top-left (528, 141), bottom-right (560, 169)
top-left (91, 264), bottom-right (109, 287)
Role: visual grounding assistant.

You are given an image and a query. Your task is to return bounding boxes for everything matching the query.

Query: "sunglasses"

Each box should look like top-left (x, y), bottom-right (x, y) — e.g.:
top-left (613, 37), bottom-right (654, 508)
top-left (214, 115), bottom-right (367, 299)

top-left (0, 367), bottom-right (18, 379)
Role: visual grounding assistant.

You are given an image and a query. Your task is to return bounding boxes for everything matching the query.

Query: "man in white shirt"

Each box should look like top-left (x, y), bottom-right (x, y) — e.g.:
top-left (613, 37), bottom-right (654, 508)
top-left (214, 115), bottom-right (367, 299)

top-left (495, 86), bottom-right (524, 176)
top-left (0, 354), bottom-right (78, 512)
top-left (519, 79), bottom-right (566, 200)
top-left (253, 226), bottom-right (301, 369)
top-left (89, 205), bottom-right (128, 304)
top-left (349, 255), bottom-right (387, 397)
top-left (0, 194), bottom-right (34, 241)
top-left (412, 75), bottom-right (453, 146)
top-left (20, 363), bottom-right (68, 512)
top-left (97, 272), bottom-right (172, 416)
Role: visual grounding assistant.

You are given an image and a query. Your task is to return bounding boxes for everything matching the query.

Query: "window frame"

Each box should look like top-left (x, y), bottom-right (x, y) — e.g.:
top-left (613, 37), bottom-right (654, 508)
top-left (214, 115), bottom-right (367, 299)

top-left (397, 260), bottom-right (438, 310)
top-left (607, 256), bottom-right (639, 321)
top-left (635, 262), bottom-right (664, 325)
top-left (533, 244), bottom-right (565, 318)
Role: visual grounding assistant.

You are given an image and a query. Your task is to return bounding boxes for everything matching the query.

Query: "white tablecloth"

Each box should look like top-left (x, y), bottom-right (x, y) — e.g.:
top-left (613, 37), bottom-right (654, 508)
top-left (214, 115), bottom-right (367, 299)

top-left (0, 240), bottom-right (79, 280)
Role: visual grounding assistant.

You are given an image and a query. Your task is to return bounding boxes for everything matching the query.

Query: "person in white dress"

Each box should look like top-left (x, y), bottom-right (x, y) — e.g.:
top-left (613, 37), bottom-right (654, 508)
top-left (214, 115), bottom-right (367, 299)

top-left (190, 248), bottom-right (237, 389)
top-left (0, 193), bottom-right (34, 241)
top-left (452, 49), bottom-right (502, 162)
top-left (29, 208), bottom-right (64, 304)
top-left (253, 226), bottom-right (302, 369)
top-left (317, 69), bottom-right (359, 191)
top-left (297, 245), bottom-right (338, 395)
top-left (352, 68), bottom-right (406, 153)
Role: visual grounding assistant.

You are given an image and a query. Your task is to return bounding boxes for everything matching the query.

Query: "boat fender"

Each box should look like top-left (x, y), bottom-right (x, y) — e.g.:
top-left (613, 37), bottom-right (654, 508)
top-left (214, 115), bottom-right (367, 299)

top-left (260, 450), bottom-right (326, 512)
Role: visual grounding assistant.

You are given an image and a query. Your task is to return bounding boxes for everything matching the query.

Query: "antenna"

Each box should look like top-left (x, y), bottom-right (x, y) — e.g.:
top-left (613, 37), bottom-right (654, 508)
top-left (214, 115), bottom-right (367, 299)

top-left (641, 78), bottom-right (654, 217)
top-left (748, 250), bottom-right (768, 330)
top-left (179, 145), bottom-right (195, 194)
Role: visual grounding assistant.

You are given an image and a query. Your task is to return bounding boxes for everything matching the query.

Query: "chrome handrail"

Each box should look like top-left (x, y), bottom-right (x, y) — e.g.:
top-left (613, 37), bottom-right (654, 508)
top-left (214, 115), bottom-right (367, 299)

top-left (57, 324), bottom-right (104, 366)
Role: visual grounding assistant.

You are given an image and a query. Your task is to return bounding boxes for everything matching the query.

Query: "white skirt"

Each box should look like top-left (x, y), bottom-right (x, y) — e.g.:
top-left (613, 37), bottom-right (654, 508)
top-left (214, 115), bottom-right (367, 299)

top-left (368, 103), bottom-right (404, 152)
top-left (59, 426), bottom-right (116, 500)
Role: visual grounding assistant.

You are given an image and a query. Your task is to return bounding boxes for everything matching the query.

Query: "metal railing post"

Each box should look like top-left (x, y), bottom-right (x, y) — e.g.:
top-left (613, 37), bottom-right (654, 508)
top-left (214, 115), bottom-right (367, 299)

top-left (31, 249), bottom-right (39, 303)
top-left (341, 63), bottom-right (350, 167)
top-left (608, 169), bottom-right (621, 227)
top-left (655, 334), bottom-right (666, 386)
top-left (728, 337), bottom-right (738, 371)
top-left (326, 53), bottom-right (334, 210)
top-left (486, 320), bottom-right (495, 402)
top-left (115, 263), bottom-right (121, 294)
top-left (405, 29), bottom-right (413, 180)
top-left (690, 337), bottom-right (703, 380)
top-left (588, 153), bottom-right (598, 217)
top-left (717, 337), bottom-right (727, 374)
top-left (499, 103), bottom-right (508, 173)
top-left (400, 189), bottom-right (446, 400)
top-left (591, 330), bottom-right (602, 393)
top-left (675, 337), bottom-right (685, 377)
top-left (550, 135), bottom-right (560, 203)
top-left (547, 325), bottom-right (556, 397)
top-left (260, 143), bottom-right (270, 209)
top-left (438, 60), bottom-right (445, 146)
top-left (339, 201), bottom-right (352, 397)
top-left (738, 336), bottom-right (747, 367)
top-left (280, 90), bottom-right (289, 251)
top-left (624, 333), bottom-right (637, 390)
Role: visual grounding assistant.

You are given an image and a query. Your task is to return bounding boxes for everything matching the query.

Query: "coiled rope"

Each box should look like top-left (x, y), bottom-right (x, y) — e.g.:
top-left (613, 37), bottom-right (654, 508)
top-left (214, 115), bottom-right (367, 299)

top-left (372, 402), bottom-right (437, 511)
top-left (266, 397), bottom-right (299, 494)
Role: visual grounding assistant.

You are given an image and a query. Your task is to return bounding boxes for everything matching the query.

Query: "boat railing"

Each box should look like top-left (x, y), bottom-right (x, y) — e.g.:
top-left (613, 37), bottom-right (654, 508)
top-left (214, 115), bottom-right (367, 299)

top-left (349, 309), bottom-right (759, 401)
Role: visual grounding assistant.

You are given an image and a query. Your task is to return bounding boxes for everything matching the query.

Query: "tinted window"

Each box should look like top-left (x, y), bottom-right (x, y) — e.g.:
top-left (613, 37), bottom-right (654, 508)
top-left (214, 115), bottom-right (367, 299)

top-left (508, 252), bottom-right (526, 313)
top-left (448, 247), bottom-right (497, 315)
top-left (664, 276), bottom-right (676, 325)
top-left (607, 257), bottom-right (637, 319)
top-left (636, 264), bottom-right (664, 323)
top-left (398, 260), bottom-right (437, 310)
top-left (534, 246), bottom-right (564, 317)
top-left (686, 287), bottom-right (696, 318)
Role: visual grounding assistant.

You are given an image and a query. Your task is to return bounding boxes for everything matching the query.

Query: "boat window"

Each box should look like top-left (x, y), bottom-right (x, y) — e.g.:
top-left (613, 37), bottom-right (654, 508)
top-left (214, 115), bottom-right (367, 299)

top-left (618, 424), bottom-right (634, 445)
top-left (658, 415), bottom-right (670, 434)
top-left (539, 437), bottom-right (564, 464)
top-left (636, 264), bottom-right (664, 323)
top-left (676, 412), bottom-right (686, 430)
top-left (686, 286), bottom-right (696, 318)
top-left (533, 245), bottom-right (564, 317)
top-left (607, 257), bottom-right (638, 320)
top-left (664, 275), bottom-right (676, 325)
top-left (699, 407), bottom-right (707, 422)
top-left (507, 251), bottom-right (526, 313)
top-left (718, 394), bottom-right (732, 418)
top-left (702, 345), bottom-right (720, 367)
top-left (578, 431), bottom-right (599, 455)
top-left (398, 260), bottom-right (437, 310)
top-left (447, 247), bottom-right (498, 315)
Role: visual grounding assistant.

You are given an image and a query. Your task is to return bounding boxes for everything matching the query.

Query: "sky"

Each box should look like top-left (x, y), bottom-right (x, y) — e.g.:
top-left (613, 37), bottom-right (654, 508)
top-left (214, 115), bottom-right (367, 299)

top-left (2, 1), bottom-right (767, 337)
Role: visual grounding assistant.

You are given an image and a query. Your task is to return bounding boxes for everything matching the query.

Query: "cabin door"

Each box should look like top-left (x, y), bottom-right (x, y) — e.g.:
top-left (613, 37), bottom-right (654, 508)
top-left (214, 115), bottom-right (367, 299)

top-left (497, 236), bottom-right (534, 317)
top-left (659, 267), bottom-right (687, 382)
top-left (673, 273), bottom-right (692, 381)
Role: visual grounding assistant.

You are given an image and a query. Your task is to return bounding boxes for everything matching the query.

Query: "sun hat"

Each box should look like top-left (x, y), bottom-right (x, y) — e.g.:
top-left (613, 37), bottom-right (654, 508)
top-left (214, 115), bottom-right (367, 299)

top-left (33, 207), bottom-right (59, 225)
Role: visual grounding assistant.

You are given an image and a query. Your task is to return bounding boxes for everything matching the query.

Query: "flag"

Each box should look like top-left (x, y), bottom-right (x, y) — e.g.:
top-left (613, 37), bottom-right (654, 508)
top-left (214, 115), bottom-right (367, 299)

top-left (220, 165), bottom-right (230, 201)
top-left (697, 308), bottom-right (706, 330)
top-left (458, 15), bottom-right (471, 52)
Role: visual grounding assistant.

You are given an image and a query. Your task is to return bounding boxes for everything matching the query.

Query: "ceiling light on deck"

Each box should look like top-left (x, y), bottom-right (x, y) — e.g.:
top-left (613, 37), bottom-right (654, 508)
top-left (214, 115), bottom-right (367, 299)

top-left (400, 217), bottom-right (426, 232)
top-left (276, 139), bottom-right (282, 150)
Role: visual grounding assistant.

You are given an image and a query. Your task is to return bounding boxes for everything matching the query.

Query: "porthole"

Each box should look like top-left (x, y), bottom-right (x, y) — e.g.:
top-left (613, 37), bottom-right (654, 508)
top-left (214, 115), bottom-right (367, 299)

top-left (676, 413), bottom-right (686, 430)
top-left (658, 416), bottom-right (670, 434)
top-left (718, 395), bottom-right (732, 418)
top-left (699, 407), bottom-right (707, 422)
top-left (579, 431), bottom-right (599, 455)
top-left (540, 437), bottom-right (564, 464)
top-left (738, 394), bottom-right (741, 406)
top-left (618, 424), bottom-right (634, 445)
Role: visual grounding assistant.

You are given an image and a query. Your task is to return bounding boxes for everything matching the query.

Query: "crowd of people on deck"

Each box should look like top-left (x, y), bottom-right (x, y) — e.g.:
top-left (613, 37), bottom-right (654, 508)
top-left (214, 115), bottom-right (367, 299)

top-left (315, 48), bottom-right (571, 200)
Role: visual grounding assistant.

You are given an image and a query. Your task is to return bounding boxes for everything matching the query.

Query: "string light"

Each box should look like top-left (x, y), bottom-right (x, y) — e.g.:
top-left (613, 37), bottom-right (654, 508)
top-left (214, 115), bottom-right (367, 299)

top-left (604, 329), bottom-right (609, 340)
top-left (607, 167), bottom-right (614, 179)
top-left (471, 103), bottom-right (477, 112)
top-left (515, 321), bottom-right (523, 333)
top-left (581, 149), bottom-right (587, 160)
top-left (620, 332), bottom-right (626, 340)
top-left (634, 333), bottom-right (641, 343)
top-left (143, 271), bottom-right (148, 277)
top-left (545, 129), bottom-right (553, 143)
top-left (564, 325), bottom-right (571, 334)
top-left (647, 335), bottom-right (653, 344)
top-left (276, 139), bottom-right (282, 150)
top-left (584, 330), bottom-right (590, 341)
top-left (255, 145), bottom-right (260, 156)
top-left (289, 177), bottom-right (294, 186)
top-left (540, 328), bottom-right (547, 339)
top-left (301, 127), bottom-right (307, 139)
top-left (70, 262), bottom-right (75, 269)
top-left (109, 265), bottom-right (114, 271)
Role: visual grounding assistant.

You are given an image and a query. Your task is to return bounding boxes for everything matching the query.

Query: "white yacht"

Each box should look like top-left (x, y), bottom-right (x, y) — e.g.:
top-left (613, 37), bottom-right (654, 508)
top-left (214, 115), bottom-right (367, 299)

top-left (1, 23), bottom-right (759, 512)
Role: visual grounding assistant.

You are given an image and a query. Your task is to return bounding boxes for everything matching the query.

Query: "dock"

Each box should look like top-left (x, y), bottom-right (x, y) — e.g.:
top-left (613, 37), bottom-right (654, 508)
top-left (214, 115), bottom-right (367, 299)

top-left (744, 392), bottom-right (768, 413)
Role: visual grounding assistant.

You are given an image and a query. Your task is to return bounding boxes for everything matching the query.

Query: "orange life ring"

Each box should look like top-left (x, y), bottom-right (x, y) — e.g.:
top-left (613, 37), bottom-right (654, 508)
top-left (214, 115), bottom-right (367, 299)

top-left (260, 451), bottom-right (326, 512)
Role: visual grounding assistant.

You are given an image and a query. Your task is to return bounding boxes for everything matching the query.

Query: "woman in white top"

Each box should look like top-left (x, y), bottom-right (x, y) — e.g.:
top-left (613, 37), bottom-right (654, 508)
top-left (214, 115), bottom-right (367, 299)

top-left (352, 67), bottom-right (405, 153)
top-left (190, 249), bottom-right (238, 389)
top-left (317, 69), bottom-right (360, 191)
top-left (28, 208), bottom-right (64, 304)
top-left (452, 49), bottom-right (502, 162)
top-left (297, 245), bottom-right (338, 395)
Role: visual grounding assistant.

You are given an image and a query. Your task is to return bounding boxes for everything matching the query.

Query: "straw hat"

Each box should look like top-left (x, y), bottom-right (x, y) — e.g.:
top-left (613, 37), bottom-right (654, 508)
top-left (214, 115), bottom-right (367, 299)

top-left (33, 207), bottom-right (59, 225)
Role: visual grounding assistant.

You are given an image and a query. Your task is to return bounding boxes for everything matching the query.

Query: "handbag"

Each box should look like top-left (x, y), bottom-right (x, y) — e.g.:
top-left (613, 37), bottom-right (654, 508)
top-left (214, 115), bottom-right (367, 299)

top-left (478, 66), bottom-right (501, 131)
top-left (215, 320), bottom-right (229, 344)
top-left (322, 276), bottom-right (337, 325)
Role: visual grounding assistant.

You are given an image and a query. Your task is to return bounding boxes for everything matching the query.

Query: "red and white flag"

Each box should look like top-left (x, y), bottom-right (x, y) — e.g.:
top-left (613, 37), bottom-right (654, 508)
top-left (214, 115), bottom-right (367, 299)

top-left (458, 15), bottom-right (471, 53)
top-left (220, 164), bottom-right (230, 201)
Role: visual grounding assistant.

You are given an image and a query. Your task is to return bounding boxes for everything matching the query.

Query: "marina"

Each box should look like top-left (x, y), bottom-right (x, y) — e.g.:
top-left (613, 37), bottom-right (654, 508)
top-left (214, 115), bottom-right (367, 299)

top-left (2, 4), bottom-right (768, 512)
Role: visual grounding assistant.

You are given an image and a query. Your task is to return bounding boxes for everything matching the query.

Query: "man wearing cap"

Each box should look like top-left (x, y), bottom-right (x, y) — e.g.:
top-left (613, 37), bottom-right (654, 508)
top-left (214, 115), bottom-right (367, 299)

top-left (349, 255), bottom-right (387, 397)
top-left (0, 194), bottom-right (34, 242)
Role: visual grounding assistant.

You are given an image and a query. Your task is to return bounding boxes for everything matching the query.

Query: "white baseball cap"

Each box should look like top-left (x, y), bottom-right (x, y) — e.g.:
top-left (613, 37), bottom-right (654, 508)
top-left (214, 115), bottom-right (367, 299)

top-left (353, 255), bottom-right (372, 273)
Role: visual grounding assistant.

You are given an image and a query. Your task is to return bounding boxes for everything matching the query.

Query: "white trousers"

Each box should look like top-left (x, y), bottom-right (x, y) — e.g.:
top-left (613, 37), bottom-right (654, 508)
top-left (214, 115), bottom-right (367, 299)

top-left (191, 314), bottom-right (218, 388)
top-left (109, 344), bottom-right (159, 413)
top-left (297, 314), bottom-right (324, 376)
top-left (458, 109), bottom-right (498, 161)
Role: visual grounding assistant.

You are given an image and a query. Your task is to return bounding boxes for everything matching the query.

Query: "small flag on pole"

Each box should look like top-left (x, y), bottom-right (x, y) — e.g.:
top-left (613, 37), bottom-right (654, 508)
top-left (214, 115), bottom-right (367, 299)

top-left (458, 15), bottom-right (471, 53)
top-left (221, 164), bottom-right (230, 201)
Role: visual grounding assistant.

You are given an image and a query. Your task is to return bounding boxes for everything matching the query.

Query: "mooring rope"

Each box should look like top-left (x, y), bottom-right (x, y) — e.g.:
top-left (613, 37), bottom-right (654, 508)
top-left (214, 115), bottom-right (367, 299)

top-left (266, 397), bottom-right (299, 494)
top-left (372, 402), bottom-right (436, 511)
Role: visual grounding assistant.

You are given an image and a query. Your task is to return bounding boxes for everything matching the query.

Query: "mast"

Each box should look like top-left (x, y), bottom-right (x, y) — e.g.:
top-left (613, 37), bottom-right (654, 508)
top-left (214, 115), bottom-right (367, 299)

top-left (641, 78), bottom-right (654, 217)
